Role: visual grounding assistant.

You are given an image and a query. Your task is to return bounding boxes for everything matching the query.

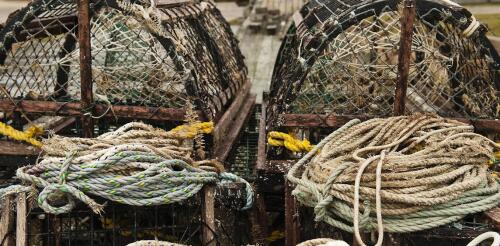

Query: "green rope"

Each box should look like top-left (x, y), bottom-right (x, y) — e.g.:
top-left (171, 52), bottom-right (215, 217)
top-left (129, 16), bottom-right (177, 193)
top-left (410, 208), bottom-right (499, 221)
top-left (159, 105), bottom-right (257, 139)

top-left (1, 144), bottom-right (253, 214)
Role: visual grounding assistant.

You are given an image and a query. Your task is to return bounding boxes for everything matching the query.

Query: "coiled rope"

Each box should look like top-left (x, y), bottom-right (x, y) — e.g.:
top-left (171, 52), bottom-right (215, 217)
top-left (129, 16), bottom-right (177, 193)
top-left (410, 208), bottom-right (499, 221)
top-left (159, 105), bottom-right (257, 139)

top-left (0, 122), bottom-right (43, 147)
top-left (0, 122), bottom-right (253, 214)
top-left (287, 114), bottom-right (500, 246)
top-left (268, 131), bottom-right (314, 153)
top-left (299, 231), bottom-right (499, 246)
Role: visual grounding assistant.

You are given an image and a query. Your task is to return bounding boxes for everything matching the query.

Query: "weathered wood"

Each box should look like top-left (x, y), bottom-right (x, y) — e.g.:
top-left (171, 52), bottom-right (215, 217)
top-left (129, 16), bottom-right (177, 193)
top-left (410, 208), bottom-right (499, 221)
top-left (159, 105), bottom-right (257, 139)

top-left (484, 207), bottom-right (500, 230)
top-left (0, 196), bottom-right (14, 246)
top-left (77, 0), bottom-right (94, 138)
top-left (0, 100), bottom-right (199, 122)
top-left (15, 193), bottom-right (26, 246)
top-left (202, 185), bottom-right (216, 246)
top-left (249, 192), bottom-right (270, 245)
top-left (393, 0), bottom-right (415, 116)
top-left (213, 81), bottom-right (253, 161)
top-left (280, 114), bottom-right (500, 132)
top-left (256, 102), bottom-right (267, 172)
top-left (0, 141), bottom-right (39, 156)
top-left (285, 180), bottom-right (299, 246)
top-left (214, 94), bottom-right (256, 162)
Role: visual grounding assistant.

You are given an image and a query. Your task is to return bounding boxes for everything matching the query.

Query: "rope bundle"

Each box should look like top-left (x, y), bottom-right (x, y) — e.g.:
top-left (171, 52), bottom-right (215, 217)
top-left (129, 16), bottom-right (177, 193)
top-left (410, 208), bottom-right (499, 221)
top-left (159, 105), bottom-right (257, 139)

top-left (1, 122), bottom-right (253, 214)
top-left (287, 114), bottom-right (500, 246)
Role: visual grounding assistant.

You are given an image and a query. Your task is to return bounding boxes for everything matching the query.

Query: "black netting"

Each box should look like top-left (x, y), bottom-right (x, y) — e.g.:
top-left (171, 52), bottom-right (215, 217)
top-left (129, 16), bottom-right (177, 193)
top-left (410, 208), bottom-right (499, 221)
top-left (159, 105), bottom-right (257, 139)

top-left (267, 0), bottom-right (500, 128)
top-left (0, 0), bottom-right (247, 120)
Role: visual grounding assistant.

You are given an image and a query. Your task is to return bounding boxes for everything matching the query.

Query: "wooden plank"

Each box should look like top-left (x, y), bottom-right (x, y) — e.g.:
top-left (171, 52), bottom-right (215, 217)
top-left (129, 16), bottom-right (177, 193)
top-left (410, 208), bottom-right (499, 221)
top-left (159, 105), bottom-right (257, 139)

top-left (280, 114), bottom-right (500, 132)
top-left (0, 196), bottom-right (14, 246)
top-left (249, 194), bottom-right (269, 245)
top-left (0, 141), bottom-right (39, 156)
top-left (0, 100), bottom-right (198, 122)
top-left (484, 207), bottom-right (500, 230)
top-left (213, 81), bottom-right (251, 159)
top-left (213, 94), bottom-right (256, 162)
top-left (393, 0), bottom-right (415, 115)
top-left (77, 0), bottom-right (93, 138)
top-left (256, 102), bottom-right (267, 172)
top-left (15, 193), bottom-right (26, 246)
top-left (202, 185), bottom-right (216, 246)
top-left (284, 180), bottom-right (299, 246)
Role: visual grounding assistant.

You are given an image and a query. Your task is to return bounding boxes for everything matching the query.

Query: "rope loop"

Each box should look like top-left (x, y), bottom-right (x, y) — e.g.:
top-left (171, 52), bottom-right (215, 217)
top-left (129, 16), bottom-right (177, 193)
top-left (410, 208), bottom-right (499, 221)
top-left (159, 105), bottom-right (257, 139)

top-left (268, 131), bottom-right (314, 153)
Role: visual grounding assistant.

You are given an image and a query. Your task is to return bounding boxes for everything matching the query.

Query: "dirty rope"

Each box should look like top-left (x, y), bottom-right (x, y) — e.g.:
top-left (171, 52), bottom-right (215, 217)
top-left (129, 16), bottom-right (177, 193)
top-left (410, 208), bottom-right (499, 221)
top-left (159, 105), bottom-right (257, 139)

top-left (287, 114), bottom-right (500, 246)
top-left (0, 122), bottom-right (253, 214)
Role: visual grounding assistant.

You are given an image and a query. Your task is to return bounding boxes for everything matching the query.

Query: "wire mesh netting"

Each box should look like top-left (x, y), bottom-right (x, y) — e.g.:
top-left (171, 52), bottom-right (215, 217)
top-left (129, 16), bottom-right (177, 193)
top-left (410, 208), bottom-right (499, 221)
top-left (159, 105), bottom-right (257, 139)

top-left (0, 0), bottom-right (247, 119)
top-left (23, 193), bottom-right (250, 246)
top-left (267, 0), bottom-right (500, 127)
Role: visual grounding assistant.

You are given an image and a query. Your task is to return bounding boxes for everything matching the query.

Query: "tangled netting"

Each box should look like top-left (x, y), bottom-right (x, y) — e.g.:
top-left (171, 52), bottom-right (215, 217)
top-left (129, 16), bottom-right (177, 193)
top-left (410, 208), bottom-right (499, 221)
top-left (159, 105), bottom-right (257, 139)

top-left (287, 114), bottom-right (500, 245)
top-left (0, 0), bottom-right (246, 118)
top-left (0, 123), bottom-right (253, 214)
top-left (267, 0), bottom-right (500, 127)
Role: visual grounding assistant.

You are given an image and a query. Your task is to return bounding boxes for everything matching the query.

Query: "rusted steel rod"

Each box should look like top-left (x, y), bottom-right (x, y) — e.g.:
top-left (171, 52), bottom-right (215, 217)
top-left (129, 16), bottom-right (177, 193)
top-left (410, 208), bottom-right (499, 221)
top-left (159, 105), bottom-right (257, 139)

top-left (394, 0), bottom-right (416, 116)
top-left (77, 0), bottom-right (94, 137)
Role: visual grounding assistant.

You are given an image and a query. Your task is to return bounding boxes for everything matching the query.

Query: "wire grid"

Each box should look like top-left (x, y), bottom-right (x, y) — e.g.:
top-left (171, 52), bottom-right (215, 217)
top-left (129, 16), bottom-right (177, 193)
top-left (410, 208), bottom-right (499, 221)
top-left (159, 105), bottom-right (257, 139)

top-left (0, 0), bottom-right (247, 119)
top-left (26, 198), bottom-right (205, 246)
top-left (0, 0), bottom-right (80, 102)
top-left (267, 0), bottom-right (500, 127)
top-left (227, 106), bottom-right (261, 177)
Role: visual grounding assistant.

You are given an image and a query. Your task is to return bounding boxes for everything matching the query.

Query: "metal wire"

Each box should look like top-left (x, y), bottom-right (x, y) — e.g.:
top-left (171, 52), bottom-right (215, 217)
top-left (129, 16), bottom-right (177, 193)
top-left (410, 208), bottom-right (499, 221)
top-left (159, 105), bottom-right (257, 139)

top-left (267, 0), bottom-right (500, 128)
top-left (0, 0), bottom-right (247, 119)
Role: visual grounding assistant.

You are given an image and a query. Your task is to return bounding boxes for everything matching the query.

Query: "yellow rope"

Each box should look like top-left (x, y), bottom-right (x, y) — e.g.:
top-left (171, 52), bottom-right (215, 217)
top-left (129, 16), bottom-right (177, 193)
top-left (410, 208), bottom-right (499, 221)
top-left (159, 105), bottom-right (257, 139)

top-left (268, 131), bottom-right (314, 153)
top-left (267, 230), bottom-right (285, 242)
top-left (169, 121), bottom-right (214, 139)
top-left (0, 122), bottom-right (43, 147)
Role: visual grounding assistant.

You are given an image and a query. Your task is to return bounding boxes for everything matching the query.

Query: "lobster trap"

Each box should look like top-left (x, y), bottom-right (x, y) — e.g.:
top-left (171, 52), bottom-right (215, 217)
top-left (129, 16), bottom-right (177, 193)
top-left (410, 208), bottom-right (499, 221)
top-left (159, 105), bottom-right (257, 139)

top-left (255, 0), bottom-right (500, 244)
top-left (0, 181), bottom-right (252, 246)
top-left (0, 0), bottom-right (255, 162)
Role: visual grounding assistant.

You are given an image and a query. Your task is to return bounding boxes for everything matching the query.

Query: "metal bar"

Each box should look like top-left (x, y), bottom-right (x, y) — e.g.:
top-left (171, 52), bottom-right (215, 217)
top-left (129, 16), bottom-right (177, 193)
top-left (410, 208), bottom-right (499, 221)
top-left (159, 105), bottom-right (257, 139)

top-left (77, 0), bottom-right (94, 137)
top-left (393, 0), bottom-right (416, 116)
top-left (279, 114), bottom-right (500, 132)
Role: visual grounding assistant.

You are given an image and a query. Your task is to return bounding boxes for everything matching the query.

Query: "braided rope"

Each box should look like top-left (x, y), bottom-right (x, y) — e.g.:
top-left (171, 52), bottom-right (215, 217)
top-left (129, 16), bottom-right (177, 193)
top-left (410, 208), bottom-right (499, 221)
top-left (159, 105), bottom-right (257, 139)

top-left (0, 122), bottom-right (43, 147)
top-left (287, 114), bottom-right (500, 246)
top-left (268, 131), bottom-right (314, 153)
top-left (0, 122), bottom-right (254, 214)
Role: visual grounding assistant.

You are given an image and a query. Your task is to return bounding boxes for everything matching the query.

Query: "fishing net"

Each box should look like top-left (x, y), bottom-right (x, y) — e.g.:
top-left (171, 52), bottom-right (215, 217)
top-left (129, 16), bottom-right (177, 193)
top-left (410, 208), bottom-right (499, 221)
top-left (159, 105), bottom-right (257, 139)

top-left (267, 0), bottom-right (500, 127)
top-left (0, 0), bottom-right (247, 119)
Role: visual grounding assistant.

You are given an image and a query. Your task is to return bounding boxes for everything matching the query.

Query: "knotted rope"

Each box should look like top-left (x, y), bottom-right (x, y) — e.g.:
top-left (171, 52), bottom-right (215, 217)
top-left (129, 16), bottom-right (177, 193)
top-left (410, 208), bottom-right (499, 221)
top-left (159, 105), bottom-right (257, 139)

top-left (0, 122), bottom-right (43, 147)
top-left (287, 114), bottom-right (500, 246)
top-left (268, 131), bottom-right (314, 153)
top-left (0, 122), bottom-right (253, 214)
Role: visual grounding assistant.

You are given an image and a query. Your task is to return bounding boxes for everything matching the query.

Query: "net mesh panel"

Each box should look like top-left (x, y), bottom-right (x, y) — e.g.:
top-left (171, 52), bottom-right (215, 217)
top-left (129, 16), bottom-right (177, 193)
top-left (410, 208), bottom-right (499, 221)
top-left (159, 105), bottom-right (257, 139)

top-left (0, 0), bottom-right (247, 119)
top-left (267, 0), bottom-right (500, 127)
